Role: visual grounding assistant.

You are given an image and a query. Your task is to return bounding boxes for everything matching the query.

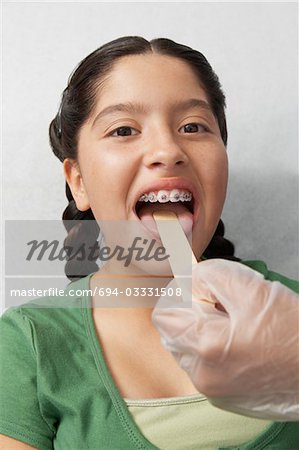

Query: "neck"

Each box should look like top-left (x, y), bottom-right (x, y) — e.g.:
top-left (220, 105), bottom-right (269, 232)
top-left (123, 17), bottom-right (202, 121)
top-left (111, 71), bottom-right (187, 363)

top-left (90, 261), bottom-right (173, 310)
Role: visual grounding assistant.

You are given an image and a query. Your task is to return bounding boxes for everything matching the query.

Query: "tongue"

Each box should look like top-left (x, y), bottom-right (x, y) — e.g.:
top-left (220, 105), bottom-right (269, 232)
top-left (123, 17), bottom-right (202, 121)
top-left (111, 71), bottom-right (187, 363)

top-left (138, 202), bottom-right (193, 239)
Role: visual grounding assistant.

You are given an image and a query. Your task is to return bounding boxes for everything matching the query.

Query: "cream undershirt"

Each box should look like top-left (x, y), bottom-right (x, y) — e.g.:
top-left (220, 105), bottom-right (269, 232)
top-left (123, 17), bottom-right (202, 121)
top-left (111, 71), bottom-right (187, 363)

top-left (124, 394), bottom-right (272, 450)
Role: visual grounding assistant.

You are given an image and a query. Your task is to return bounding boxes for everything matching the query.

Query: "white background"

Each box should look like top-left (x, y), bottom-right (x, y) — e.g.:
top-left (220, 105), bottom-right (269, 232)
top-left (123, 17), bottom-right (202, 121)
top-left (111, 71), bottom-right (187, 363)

top-left (2, 2), bottom-right (298, 278)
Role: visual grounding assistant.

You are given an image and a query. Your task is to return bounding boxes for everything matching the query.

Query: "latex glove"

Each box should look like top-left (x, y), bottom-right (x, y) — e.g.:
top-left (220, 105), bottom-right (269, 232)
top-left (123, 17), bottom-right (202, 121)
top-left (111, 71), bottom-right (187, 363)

top-left (152, 259), bottom-right (299, 421)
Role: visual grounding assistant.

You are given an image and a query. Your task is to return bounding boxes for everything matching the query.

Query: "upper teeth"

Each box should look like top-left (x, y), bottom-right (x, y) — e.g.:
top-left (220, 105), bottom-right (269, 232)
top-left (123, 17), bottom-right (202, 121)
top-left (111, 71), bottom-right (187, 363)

top-left (139, 189), bottom-right (192, 203)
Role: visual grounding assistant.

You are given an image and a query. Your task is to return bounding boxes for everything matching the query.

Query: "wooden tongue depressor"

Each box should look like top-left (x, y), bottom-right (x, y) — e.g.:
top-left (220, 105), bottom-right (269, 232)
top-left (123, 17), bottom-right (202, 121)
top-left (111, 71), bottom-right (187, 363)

top-left (153, 210), bottom-right (217, 307)
top-left (153, 211), bottom-right (197, 265)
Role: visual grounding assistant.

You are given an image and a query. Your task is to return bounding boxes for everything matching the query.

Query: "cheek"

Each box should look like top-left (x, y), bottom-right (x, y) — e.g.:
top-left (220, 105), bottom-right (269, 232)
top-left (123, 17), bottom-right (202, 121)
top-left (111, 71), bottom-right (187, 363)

top-left (192, 147), bottom-right (228, 255)
top-left (210, 151), bottom-right (228, 198)
top-left (79, 148), bottom-right (137, 217)
top-left (196, 145), bottom-right (228, 197)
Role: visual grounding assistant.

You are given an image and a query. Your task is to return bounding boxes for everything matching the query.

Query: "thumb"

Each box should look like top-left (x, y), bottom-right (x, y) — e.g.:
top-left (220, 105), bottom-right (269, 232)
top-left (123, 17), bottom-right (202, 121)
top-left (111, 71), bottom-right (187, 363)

top-left (152, 305), bottom-right (197, 340)
top-left (192, 259), bottom-right (265, 316)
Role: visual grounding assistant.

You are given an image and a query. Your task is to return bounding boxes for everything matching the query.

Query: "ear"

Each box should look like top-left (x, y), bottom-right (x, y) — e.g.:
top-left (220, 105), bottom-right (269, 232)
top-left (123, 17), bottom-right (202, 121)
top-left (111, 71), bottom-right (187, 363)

top-left (63, 159), bottom-right (90, 211)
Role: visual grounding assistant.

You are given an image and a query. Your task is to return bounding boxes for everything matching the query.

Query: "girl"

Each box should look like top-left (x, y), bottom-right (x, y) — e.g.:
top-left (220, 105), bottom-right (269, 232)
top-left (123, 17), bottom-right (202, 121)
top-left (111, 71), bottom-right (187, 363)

top-left (1, 36), bottom-right (298, 450)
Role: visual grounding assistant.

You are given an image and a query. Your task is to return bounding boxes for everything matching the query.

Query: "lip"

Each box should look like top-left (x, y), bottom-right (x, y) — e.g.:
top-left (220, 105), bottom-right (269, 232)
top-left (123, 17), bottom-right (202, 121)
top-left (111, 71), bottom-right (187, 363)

top-left (132, 177), bottom-right (200, 225)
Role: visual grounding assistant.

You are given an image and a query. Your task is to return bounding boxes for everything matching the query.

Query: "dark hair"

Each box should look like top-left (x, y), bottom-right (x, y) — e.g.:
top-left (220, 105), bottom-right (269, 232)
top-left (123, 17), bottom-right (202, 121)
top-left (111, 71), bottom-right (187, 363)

top-left (49, 36), bottom-right (239, 280)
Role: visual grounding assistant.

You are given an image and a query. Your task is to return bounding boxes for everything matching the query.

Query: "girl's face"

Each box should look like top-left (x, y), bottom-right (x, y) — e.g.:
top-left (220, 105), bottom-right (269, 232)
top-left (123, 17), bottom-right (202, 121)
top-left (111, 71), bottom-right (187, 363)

top-left (64, 53), bottom-right (228, 260)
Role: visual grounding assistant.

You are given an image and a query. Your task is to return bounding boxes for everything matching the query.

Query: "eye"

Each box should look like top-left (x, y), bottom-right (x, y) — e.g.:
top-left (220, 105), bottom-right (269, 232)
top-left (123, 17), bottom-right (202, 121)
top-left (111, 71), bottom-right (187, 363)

top-left (179, 123), bottom-right (208, 134)
top-left (110, 126), bottom-right (139, 137)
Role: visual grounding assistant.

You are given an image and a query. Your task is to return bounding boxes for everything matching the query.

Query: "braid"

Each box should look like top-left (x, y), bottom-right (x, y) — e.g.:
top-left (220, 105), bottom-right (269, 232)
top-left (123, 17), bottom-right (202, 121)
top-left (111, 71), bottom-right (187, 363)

top-left (63, 183), bottom-right (100, 281)
top-left (203, 219), bottom-right (240, 261)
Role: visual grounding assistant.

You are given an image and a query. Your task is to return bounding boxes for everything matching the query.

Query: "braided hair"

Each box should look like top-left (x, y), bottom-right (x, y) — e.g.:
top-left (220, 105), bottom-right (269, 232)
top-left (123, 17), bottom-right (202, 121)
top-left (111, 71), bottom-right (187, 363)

top-left (49, 36), bottom-right (239, 280)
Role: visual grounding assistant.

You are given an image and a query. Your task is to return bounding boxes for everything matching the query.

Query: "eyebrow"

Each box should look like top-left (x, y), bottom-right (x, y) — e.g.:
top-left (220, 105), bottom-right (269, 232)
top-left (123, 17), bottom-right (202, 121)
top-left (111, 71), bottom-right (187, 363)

top-left (91, 98), bottom-right (213, 128)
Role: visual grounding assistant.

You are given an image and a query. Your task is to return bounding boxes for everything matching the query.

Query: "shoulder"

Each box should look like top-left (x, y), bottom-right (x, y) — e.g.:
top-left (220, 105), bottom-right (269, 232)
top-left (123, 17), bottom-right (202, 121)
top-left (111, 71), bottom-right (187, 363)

top-left (1, 273), bottom-right (93, 342)
top-left (241, 259), bottom-right (299, 293)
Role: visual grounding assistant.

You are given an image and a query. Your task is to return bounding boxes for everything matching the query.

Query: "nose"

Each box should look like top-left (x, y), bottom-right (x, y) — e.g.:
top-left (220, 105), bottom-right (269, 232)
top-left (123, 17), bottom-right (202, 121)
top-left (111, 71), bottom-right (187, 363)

top-left (142, 130), bottom-right (189, 170)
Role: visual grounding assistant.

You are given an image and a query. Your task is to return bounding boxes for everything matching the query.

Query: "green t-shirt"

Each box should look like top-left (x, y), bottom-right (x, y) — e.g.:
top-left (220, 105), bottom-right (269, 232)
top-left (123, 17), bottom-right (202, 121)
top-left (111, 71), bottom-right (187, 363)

top-left (0, 260), bottom-right (298, 450)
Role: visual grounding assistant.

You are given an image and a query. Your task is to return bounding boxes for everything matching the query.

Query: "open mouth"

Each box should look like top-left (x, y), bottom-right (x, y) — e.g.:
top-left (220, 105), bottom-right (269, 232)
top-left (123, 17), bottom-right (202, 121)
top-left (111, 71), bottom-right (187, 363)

top-left (135, 189), bottom-right (195, 218)
top-left (133, 188), bottom-right (197, 241)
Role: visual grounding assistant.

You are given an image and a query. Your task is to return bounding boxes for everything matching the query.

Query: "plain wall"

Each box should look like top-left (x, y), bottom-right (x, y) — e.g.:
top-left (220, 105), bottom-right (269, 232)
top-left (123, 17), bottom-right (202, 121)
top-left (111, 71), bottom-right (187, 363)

top-left (2, 1), bottom-right (298, 278)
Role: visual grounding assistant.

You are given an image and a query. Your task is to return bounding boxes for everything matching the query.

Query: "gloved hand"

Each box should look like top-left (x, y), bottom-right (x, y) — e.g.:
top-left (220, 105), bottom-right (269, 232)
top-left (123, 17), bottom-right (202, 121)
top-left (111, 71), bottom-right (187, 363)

top-left (152, 259), bottom-right (299, 421)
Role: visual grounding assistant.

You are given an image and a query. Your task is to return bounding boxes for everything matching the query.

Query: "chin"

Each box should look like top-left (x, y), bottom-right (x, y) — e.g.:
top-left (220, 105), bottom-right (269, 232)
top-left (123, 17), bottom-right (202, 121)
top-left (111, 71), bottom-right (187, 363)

top-left (132, 257), bottom-right (174, 277)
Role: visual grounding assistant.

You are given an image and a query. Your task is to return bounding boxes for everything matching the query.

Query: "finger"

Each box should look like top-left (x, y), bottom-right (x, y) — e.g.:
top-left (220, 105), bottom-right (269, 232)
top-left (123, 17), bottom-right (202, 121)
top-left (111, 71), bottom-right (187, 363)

top-left (152, 301), bottom-right (229, 354)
